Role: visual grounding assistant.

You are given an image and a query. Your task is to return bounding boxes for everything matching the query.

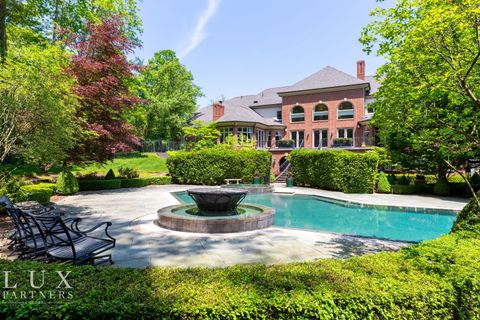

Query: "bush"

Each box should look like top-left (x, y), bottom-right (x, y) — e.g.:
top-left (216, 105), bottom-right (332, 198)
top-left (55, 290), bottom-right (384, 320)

top-left (21, 183), bottom-right (55, 204)
top-left (78, 179), bottom-right (121, 191)
top-left (120, 178), bottom-right (147, 188)
top-left (391, 185), bottom-right (418, 194)
top-left (452, 193), bottom-right (480, 234)
top-left (377, 172), bottom-right (391, 193)
top-left (167, 148), bottom-right (272, 185)
top-left (398, 175), bottom-right (411, 185)
top-left (387, 174), bottom-right (398, 185)
top-left (145, 176), bottom-right (172, 185)
top-left (0, 172), bottom-right (26, 202)
top-left (55, 169), bottom-right (79, 195)
top-left (0, 231), bottom-right (478, 319)
top-left (118, 167), bottom-right (139, 179)
top-left (289, 149), bottom-right (379, 193)
top-left (105, 169), bottom-right (116, 180)
top-left (434, 178), bottom-right (451, 196)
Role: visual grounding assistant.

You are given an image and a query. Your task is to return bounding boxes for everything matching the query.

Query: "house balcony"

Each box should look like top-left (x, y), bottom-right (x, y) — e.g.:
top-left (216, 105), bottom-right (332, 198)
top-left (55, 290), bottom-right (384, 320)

top-left (256, 136), bottom-right (377, 151)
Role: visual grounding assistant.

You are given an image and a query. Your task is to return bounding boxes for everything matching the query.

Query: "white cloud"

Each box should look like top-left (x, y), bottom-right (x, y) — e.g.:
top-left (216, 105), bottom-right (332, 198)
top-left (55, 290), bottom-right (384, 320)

top-left (179, 0), bottom-right (220, 58)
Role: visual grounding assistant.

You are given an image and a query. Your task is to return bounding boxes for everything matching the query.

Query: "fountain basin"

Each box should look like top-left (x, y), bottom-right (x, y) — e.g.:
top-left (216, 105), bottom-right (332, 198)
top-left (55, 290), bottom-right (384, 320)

top-left (156, 204), bottom-right (275, 233)
top-left (187, 188), bottom-right (247, 216)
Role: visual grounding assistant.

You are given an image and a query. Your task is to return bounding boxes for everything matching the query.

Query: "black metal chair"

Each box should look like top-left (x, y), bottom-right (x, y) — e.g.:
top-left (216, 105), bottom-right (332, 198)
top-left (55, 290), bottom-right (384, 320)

top-left (0, 195), bottom-right (60, 216)
top-left (36, 215), bottom-right (115, 265)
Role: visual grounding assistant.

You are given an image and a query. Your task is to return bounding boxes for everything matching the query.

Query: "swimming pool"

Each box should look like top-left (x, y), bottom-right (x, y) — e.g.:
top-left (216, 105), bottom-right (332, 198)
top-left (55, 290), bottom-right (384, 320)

top-left (174, 192), bottom-right (457, 242)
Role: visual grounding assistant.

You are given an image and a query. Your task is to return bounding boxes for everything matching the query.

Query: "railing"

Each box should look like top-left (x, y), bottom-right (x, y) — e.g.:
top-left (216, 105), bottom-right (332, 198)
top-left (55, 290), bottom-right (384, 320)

top-left (258, 139), bottom-right (305, 150)
top-left (140, 140), bottom-right (185, 153)
top-left (273, 159), bottom-right (291, 183)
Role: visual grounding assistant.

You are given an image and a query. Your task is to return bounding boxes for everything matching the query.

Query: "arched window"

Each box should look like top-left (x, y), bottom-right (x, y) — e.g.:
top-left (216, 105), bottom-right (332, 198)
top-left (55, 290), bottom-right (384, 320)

top-left (337, 101), bottom-right (354, 119)
top-left (313, 104), bottom-right (328, 121)
top-left (290, 105), bottom-right (305, 122)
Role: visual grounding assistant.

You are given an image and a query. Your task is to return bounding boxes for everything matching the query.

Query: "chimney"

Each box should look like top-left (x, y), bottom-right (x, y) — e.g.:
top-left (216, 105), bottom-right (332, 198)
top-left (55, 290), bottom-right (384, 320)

top-left (213, 101), bottom-right (225, 121)
top-left (357, 60), bottom-right (365, 80)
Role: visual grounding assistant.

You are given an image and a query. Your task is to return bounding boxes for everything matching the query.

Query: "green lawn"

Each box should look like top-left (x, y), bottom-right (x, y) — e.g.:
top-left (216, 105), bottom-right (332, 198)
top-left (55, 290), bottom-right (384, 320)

top-left (1, 153), bottom-right (168, 178)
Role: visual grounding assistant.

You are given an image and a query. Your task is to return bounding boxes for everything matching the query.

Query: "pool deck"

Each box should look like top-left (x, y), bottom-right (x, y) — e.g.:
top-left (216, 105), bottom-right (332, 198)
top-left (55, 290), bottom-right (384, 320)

top-left (54, 185), bottom-right (468, 268)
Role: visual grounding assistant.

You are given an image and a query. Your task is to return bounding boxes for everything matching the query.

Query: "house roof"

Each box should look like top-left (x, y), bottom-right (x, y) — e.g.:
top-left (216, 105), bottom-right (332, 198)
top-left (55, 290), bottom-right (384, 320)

top-left (193, 65), bottom-right (379, 127)
top-left (278, 66), bottom-right (369, 95)
top-left (192, 96), bottom-right (284, 127)
top-left (365, 76), bottom-right (380, 95)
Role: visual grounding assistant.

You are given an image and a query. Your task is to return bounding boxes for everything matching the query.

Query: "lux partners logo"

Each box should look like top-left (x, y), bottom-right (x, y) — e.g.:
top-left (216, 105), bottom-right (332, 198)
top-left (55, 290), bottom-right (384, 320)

top-left (0, 270), bottom-right (74, 302)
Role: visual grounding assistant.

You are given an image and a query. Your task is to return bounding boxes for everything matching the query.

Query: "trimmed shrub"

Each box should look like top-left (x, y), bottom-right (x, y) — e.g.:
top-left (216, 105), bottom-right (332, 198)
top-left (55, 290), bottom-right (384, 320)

top-left (377, 171), bottom-right (391, 193)
top-left (289, 149), bottom-right (379, 193)
top-left (21, 183), bottom-right (55, 204)
top-left (55, 169), bottom-right (79, 195)
top-left (451, 193), bottom-right (480, 234)
top-left (391, 185), bottom-right (418, 194)
top-left (387, 174), bottom-right (398, 185)
top-left (398, 175), bottom-right (411, 185)
top-left (0, 231), bottom-right (478, 318)
top-left (78, 179), bottom-right (121, 191)
top-left (146, 176), bottom-right (172, 185)
top-left (120, 178), bottom-right (147, 188)
top-left (167, 148), bottom-right (272, 185)
top-left (434, 178), bottom-right (451, 196)
top-left (105, 169), bottom-right (116, 180)
top-left (118, 167), bottom-right (139, 179)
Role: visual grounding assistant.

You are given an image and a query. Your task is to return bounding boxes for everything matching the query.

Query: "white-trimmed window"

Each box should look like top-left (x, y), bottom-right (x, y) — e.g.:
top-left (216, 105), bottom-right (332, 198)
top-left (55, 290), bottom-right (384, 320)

top-left (313, 104), bottom-right (328, 121)
top-left (337, 128), bottom-right (353, 139)
top-left (291, 130), bottom-right (304, 148)
top-left (337, 101), bottom-right (354, 119)
top-left (237, 127), bottom-right (253, 141)
top-left (290, 105), bottom-right (305, 122)
top-left (274, 130), bottom-right (283, 144)
top-left (220, 127), bottom-right (233, 143)
top-left (256, 129), bottom-right (265, 148)
top-left (313, 129), bottom-right (328, 148)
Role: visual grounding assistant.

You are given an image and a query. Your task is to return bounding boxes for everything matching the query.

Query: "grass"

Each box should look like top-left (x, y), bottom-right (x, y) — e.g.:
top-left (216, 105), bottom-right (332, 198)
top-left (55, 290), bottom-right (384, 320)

top-left (0, 152), bottom-right (168, 178)
top-left (72, 152), bottom-right (168, 177)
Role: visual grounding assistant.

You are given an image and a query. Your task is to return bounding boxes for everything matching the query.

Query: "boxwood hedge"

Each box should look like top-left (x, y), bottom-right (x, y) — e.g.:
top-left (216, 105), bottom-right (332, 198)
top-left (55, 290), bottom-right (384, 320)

top-left (78, 177), bottom-right (172, 191)
top-left (0, 230), bottom-right (478, 319)
top-left (20, 183), bottom-right (55, 204)
top-left (167, 148), bottom-right (272, 185)
top-left (289, 149), bottom-right (379, 193)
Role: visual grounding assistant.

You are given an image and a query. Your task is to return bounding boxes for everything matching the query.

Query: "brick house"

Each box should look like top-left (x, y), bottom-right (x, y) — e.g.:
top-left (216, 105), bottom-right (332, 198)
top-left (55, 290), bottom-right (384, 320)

top-left (193, 61), bottom-right (379, 174)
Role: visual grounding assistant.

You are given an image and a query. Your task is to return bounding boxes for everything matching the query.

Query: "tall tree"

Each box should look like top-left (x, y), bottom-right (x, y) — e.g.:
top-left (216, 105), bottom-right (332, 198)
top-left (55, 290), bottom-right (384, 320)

top-left (129, 50), bottom-right (203, 141)
top-left (0, 27), bottom-right (79, 165)
top-left (63, 15), bottom-right (140, 163)
top-left (0, 0), bottom-right (141, 60)
top-left (360, 0), bottom-right (480, 186)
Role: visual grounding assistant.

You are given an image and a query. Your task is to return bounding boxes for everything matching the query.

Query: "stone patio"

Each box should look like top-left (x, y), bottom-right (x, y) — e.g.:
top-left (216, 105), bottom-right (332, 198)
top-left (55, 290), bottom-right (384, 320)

top-left (55, 185), bottom-right (468, 268)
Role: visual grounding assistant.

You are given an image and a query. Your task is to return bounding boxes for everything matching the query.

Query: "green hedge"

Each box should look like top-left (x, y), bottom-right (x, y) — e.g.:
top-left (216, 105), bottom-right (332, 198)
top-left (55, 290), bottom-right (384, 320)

top-left (20, 183), bottom-right (55, 204)
top-left (391, 185), bottom-right (418, 194)
top-left (0, 230), bottom-right (478, 319)
top-left (78, 177), bottom-right (172, 191)
top-left (78, 179), bottom-right (121, 191)
top-left (289, 149), bottom-right (379, 193)
top-left (167, 148), bottom-right (272, 185)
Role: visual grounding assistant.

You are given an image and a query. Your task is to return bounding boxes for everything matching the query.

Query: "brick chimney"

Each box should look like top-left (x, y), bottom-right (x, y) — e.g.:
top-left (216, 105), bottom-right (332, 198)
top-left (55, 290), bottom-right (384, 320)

top-left (212, 101), bottom-right (225, 121)
top-left (357, 60), bottom-right (365, 80)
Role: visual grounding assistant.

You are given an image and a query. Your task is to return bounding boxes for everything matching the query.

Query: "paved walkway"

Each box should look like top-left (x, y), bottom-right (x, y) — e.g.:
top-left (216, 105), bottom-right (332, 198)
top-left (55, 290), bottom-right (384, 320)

top-left (56, 185), bottom-right (468, 268)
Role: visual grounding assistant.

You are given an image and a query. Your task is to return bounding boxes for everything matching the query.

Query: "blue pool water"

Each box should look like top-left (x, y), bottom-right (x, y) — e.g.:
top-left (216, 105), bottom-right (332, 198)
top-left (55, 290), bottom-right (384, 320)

top-left (174, 192), bottom-right (457, 242)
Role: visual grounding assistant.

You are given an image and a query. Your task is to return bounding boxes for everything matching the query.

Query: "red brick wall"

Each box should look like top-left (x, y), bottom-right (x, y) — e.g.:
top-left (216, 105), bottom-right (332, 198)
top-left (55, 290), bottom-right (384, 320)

top-left (281, 88), bottom-right (365, 148)
top-left (213, 102), bottom-right (225, 121)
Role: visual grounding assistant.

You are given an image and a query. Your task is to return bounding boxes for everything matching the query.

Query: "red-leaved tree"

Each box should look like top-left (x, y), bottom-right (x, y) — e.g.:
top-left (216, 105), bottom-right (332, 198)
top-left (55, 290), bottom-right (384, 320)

top-left (63, 15), bottom-right (141, 163)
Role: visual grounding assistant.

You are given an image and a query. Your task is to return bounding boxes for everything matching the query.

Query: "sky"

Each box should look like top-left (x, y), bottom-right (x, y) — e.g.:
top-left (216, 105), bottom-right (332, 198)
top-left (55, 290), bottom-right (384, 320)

top-left (136, 0), bottom-right (394, 107)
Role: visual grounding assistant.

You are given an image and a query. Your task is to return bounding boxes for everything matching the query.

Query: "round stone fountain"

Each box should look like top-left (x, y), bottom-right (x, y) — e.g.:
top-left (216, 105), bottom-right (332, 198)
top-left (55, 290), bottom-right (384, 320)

top-left (155, 188), bottom-right (275, 233)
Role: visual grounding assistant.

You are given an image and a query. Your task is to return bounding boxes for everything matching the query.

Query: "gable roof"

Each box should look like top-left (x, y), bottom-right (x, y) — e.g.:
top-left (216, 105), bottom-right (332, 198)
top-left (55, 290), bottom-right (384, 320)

top-left (249, 86), bottom-right (290, 107)
top-left (278, 66), bottom-right (369, 95)
top-left (365, 76), bottom-right (380, 95)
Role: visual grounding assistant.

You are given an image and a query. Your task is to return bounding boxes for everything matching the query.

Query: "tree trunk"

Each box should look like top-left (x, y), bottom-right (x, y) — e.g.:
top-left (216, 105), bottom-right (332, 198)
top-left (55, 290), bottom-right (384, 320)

top-left (0, 0), bottom-right (7, 62)
top-left (52, 0), bottom-right (59, 41)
